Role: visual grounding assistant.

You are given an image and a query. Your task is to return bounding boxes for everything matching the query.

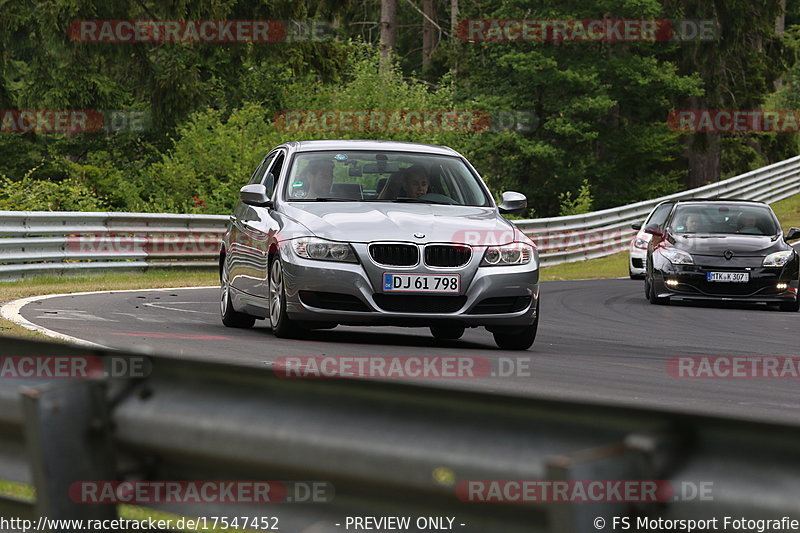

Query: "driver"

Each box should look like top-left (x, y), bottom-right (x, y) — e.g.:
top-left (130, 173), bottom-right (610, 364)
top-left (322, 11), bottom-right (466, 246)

top-left (306, 160), bottom-right (334, 198)
top-left (378, 164), bottom-right (430, 199)
top-left (738, 213), bottom-right (761, 234)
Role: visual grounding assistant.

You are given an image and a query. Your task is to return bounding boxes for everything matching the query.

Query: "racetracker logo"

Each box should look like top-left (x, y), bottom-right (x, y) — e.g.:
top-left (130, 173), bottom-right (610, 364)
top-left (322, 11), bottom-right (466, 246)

top-left (667, 110), bottom-right (800, 133)
top-left (273, 110), bottom-right (537, 133)
top-left (70, 481), bottom-right (333, 504)
top-left (0, 110), bottom-right (149, 134)
top-left (456, 480), bottom-right (713, 502)
top-left (667, 356), bottom-right (800, 378)
top-left (67, 20), bottom-right (333, 43)
top-left (457, 19), bottom-right (717, 42)
top-left (66, 234), bottom-right (220, 255)
top-left (272, 356), bottom-right (535, 379)
top-left (0, 355), bottom-right (150, 379)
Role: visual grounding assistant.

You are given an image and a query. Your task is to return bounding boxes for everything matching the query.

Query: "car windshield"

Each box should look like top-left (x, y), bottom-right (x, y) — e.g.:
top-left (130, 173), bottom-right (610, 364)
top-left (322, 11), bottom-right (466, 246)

top-left (283, 151), bottom-right (491, 206)
top-left (668, 204), bottom-right (778, 236)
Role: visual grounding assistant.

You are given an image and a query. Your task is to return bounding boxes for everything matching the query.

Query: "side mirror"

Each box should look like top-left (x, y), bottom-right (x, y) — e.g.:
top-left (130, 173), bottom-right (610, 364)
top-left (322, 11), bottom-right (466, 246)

top-left (644, 223), bottom-right (665, 239)
top-left (498, 191), bottom-right (527, 214)
top-left (785, 227), bottom-right (800, 241)
top-left (631, 223), bottom-right (642, 231)
top-left (240, 184), bottom-right (272, 207)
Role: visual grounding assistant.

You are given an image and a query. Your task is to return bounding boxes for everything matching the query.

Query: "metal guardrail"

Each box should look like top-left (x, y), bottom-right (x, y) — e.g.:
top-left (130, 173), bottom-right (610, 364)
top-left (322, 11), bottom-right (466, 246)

top-left (1, 155), bottom-right (799, 279)
top-left (0, 337), bottom-right (800, 532)
top-left (515, 155), bottom-right (800, 266)
top-left (0, 212), bottom-right (228, 280)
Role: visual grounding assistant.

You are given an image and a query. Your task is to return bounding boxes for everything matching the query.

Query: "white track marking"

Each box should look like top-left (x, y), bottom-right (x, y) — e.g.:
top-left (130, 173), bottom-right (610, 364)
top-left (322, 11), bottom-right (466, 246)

top-left (1, 286), bottom-right (216, 348)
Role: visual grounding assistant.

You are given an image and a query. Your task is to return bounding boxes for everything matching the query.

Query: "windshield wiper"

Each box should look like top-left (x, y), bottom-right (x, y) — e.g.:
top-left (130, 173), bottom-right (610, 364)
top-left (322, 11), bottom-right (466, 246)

top-left (392, 196), bottom-right (444, 204)
top-left (311, 197), bottom-right (357, 201)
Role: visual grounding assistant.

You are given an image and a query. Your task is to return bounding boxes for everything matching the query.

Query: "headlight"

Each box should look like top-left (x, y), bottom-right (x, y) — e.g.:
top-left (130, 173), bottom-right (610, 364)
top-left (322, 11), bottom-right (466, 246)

top-left (292, 238), bottom-right (357, 263)
top-left (481, 242), bottom-right (535, 266)
top-left (633, 237), bottom-right (649, 250)
top-left (763, 250), bottom-right (794, 267)
top-left (660, 249), bottom-right (693, 265)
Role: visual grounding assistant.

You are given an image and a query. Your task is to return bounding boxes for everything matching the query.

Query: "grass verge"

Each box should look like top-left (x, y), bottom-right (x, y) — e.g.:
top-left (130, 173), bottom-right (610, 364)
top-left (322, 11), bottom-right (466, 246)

top-left (539, 192), bottom-right (800, 281)
top-left (0, 268), bottom-right (217, 340)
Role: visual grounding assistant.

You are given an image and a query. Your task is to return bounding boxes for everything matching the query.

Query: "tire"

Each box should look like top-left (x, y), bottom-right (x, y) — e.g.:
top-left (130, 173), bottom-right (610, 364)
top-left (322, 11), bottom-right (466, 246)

top-left (492, 299), bottom-right (539, 351)
top-left (268, 258), bottom-right (304, 338)
top-left (647, 277), bottom-right (670, 305)
top-left (430, 325), bottom-right (465, 340)
top-left (779, 299), bottom-right (800, 312)
top-left (220, 265), bottom-right (256, 328)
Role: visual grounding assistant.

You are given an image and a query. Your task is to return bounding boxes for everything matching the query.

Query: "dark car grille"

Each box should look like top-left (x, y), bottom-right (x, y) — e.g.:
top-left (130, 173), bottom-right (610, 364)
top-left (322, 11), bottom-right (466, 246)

top-left (469, 295), bottom-right (531, 314)
top-left (693, 280), bottom-right (779, 296)
top-left (369, 244), bottom-right (419, 266)
top-left (299, 291), bottom-right (371, 312)
top-left (425, 245), bottom-right (472, 267)
top-left (372, 294), bottom-right (467, 313)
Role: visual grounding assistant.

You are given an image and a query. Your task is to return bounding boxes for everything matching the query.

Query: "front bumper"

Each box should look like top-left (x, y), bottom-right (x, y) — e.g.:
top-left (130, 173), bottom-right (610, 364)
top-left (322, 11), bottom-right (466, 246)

top-left (650, 262), bottom-right (799, 303)
top-left (279, 244), bottom-right (539, 327)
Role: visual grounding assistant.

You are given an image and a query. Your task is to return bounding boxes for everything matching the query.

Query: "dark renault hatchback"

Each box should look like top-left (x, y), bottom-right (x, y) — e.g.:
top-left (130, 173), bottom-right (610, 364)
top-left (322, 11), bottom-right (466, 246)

top-left (644, 199), bottom-right (800, 311)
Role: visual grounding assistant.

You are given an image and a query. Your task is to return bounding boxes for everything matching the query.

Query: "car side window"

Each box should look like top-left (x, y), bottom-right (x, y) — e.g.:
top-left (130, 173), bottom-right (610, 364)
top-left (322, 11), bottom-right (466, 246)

top-left (249, 153), bottom-right (276, 185)
top-left (647, 204), bottom-right (673, 229)
top-left (265, 152), bottom-right (285, 197)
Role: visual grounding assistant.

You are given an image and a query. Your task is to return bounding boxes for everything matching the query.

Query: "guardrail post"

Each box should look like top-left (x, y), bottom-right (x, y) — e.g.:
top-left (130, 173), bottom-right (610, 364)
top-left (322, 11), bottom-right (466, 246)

top-left (545, 443), bottom-right (655, 533)
top-left (21, 380), bottom-right (117, 526)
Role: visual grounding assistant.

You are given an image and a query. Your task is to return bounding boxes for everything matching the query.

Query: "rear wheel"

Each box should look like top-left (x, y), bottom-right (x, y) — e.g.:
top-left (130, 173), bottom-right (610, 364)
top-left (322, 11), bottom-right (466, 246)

top-left (779, 299), bottom-right (800, 312)
top-left (269, 258), bottom-right (304, 338)
top-left (220, 264), bottom-right (256, 328)
top-left (430, 325), bottom-right (465, 340)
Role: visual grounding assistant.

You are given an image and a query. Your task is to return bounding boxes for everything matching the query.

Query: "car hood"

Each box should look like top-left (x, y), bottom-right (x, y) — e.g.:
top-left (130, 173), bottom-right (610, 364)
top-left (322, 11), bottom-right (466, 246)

top-left (671, 233), bottom-right (787, 256)
top-left (282, 202), bottom-right (520, 244)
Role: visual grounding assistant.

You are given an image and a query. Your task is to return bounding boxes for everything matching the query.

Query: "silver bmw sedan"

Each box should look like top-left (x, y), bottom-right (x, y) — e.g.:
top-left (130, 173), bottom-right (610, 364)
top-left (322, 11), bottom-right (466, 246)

top-left (220, 140), bottom-right (540, 350)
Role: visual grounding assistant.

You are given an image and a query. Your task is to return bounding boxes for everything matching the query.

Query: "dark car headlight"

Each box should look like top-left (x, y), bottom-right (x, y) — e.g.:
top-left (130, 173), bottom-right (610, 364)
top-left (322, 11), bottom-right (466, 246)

top-left (292, 238), bottom-right (357, 263)
top-left (763, 250), bottom-right (794, 267)
top-left (660, 249), bottom-right (693, 265)
top-left (480, 242), bottom-right (535, 267)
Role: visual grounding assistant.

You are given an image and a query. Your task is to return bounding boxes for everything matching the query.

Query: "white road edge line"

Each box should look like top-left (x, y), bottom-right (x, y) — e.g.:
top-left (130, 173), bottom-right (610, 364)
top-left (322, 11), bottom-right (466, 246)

top-left (0, 286), bottom-right (217, 349)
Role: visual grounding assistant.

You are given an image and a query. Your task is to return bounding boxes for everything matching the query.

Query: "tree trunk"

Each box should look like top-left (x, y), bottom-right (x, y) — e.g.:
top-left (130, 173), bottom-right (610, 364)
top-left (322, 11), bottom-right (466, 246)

top-left (380, 0), bottom-right (398, 67)
top-left (422, 0), bottom-right (436, 69)
top-left (685, 131), bottom-right (721, 188)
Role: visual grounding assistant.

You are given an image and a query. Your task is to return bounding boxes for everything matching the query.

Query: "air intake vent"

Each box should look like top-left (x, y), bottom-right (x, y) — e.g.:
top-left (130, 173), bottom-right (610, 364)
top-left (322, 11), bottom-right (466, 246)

top-left (369, 243), bottom-right (419, 266)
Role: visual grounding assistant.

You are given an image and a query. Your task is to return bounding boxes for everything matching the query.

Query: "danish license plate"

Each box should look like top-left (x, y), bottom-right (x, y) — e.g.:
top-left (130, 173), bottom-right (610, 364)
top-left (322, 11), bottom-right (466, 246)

top-left (706, 272), bottom-right (749, 283)
top-left (383, 273), bottom-right (460, 293)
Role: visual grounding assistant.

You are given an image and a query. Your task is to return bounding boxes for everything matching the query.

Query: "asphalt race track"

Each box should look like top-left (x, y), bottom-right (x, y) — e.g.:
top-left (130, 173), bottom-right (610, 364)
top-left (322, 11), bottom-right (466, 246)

top-left (12, 277), bottom-right (800, 424)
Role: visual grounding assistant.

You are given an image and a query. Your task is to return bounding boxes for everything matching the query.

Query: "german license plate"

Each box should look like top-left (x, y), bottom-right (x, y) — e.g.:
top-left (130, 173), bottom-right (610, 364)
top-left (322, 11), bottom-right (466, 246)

top-left (383, 273), bottom-right (460, 293)
top-left (706, 272), bottom-right (749, 283)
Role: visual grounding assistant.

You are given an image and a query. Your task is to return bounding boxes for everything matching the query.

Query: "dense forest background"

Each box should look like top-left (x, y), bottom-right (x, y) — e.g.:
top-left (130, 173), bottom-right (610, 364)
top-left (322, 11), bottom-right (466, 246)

top-left (1, 0), bottom-right (799, 217)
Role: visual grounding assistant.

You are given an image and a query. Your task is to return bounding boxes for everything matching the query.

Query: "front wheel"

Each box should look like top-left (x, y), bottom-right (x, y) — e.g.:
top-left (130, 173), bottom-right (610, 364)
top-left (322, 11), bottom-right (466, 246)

top-left (491, 299), bottom-right (539, 351)
top-left (647, 277), bottom-right (670, 305)
top-left (220, 266), bottom-right (256, 328)
top-left (269, 258), bottom-right (304, 338)
top-left (779, 299), bottom-right (800, 312)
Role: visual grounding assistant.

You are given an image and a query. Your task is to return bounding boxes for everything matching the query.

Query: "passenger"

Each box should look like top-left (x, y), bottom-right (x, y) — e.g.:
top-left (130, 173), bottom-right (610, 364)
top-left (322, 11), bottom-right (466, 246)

top-left (378, 164), bottom-right (430, 200)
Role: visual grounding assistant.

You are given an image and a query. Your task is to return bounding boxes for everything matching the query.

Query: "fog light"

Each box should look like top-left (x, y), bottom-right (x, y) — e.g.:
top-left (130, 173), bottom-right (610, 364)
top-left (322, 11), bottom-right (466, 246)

top-left (665, 279), bottom-right (679, 287)
top-left (777, 283), bottom-right (788, 290)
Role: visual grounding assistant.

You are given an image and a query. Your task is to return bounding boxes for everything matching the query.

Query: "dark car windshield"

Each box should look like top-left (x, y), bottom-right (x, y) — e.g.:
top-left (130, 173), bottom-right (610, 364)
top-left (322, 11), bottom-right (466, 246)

top-left (668, 204), bottom-right (778, 236)
top-left (282, 151), bottom-right (491, 207)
